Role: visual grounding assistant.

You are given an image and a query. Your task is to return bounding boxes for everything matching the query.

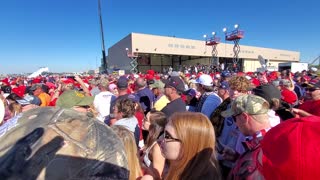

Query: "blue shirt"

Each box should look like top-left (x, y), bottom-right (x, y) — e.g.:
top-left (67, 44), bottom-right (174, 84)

top-left (201, 93), bottom-right (222, 118)
top-left (136, 87), bottom-right (155, 113)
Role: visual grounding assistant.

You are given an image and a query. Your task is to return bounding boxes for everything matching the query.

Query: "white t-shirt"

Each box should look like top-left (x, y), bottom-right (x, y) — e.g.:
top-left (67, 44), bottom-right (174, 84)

top-left (93, 91), bottom-right (115, 122)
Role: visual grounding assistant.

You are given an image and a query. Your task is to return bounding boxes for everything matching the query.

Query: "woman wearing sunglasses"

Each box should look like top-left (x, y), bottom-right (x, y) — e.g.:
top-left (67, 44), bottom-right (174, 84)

top-left (159, 112), bottom-right (221, 180)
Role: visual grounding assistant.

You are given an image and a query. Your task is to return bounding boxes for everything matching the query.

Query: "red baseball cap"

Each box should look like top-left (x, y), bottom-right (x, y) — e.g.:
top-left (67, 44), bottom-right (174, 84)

top-left (281, 89), bottom-right (297, 104)
top-left (262, 116), bottom-right (320, 180)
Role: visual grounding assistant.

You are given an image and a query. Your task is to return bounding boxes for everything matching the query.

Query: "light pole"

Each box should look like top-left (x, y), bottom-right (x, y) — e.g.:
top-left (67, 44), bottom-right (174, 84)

top-left (223, 24), bottom-right (244, 72)
top-left (203, 32), bottom-right (220, 72)
top-left (98, 0), bottom-right (107, 73)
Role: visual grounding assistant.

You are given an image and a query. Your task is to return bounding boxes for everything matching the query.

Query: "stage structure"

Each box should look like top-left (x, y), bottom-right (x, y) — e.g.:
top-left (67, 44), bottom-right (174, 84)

top-left (126, 48), bottom-right (139, 73)
top-left (203, 32), bottom-right (221, 67)
top-left (223, 24), bottom-right (244, 71)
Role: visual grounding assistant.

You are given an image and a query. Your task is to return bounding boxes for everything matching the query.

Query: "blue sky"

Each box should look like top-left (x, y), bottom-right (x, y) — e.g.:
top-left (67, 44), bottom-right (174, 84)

top-left (0, 0), bottom-right (319, 74)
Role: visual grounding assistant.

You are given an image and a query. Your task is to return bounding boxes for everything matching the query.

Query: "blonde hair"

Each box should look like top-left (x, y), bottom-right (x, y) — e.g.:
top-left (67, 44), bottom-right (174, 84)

top-left (165, 112), bottom-right (221, 180)
top-left (229, 76), bottom-right (251, 93)
top-left (8, 102), bottom-right (22, 117)
top-left (112, 125), bottom-right (142, 180)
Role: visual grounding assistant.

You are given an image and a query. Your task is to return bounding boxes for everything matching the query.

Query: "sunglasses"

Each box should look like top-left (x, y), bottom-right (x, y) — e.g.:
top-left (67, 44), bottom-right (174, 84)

top-left (232, 113), bottom-right (242, 122)
top-left (159, 130), bottom-right (181, 144)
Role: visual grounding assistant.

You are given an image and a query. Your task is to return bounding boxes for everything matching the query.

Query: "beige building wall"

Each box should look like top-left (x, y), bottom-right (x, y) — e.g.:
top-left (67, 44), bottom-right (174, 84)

top-left (107, 33), bottom-right (300, 72)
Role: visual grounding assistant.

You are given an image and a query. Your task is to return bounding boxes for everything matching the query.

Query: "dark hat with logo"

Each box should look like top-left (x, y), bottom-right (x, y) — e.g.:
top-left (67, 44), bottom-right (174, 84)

top-left (252, 84), bottom-right (281, 105)
top-left (162, 76), bottom-right (185, 92)
top-left (116, 76), bottom-right (128, 89)
top-left (219, 81), bottom-right (230, 90)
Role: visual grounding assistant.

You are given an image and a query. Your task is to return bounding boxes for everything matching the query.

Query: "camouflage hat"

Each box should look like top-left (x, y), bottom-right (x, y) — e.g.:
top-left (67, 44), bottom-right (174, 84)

top-left (0, 107), bottom-right (129, 179)
top-left (221, 94), bottom-right (270, 117)
top-left (149, 80), bottom-right (165, 89)
top-left (56, 90), bottom-right (94, 108)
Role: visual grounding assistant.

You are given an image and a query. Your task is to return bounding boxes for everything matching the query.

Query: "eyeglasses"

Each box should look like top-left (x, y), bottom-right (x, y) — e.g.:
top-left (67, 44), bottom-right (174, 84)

top-left (159, 130), bottom-right (181, 144)
top-left (232, 113), bottom-right (242, 122)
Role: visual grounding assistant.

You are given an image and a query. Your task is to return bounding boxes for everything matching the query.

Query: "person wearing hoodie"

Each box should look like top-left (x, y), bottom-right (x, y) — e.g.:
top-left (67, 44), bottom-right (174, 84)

top-left (112, 98), bottom-right (140, 146)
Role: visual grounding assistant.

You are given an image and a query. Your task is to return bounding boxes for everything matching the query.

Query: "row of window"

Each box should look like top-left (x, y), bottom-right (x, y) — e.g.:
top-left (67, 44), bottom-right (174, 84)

top-left (168, 44), bottom-right (196, 49)
top-left (240, 50), bottom-right (254, 54)
top-left (280, 54), bottom-right (291, 57)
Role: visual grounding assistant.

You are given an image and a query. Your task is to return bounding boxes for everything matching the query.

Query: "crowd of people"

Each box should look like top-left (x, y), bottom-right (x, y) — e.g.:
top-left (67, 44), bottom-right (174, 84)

top-left (0, 68), bottom-right (320, 179)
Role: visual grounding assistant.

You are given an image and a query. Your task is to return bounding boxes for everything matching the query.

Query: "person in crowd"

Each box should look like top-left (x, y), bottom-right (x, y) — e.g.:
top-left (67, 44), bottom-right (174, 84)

top-left (142, 110), bottom-right (167, 179)
top-left (149, 80), bottom-right (169, 111)
top-left (49, 82), bottom-right (62, 106)
top-left (8, 102), bottom-right (22, 117)
top-left (61, 79), bottom-right (75, 92)
top-left (221, 94), bottom-right (271, 179)
top-left (108, 76), bottom-right (145, 146)
top-left (217, 76), bottom-right (251, 178)
top-left (261, 116), bottom-right (320, 179)
top-left (252, 84), bottom-right (282, 126)
top-left (159, 112), bottom-right (221, 180)
top-left (270, 76), bottom-right (300, 119)
top-left (1, 85), bottom-right (11, 99)
top-left (111, 125), bottom-right (143, 180)
top-left (74, 75), bottom-right (91, 96)
top-left (293, 75), bottom-right (306, 99)
top-left (183, 88), bottom-right (198, 112)
top-left (30, 84), bottom-right (51, 106)
top-left (279, 79), bottom-right (298, 106)
top-left (115, 76), bottom-right (130, 100)
top-left (135, 77), bottom-right (155, 114)
top-left (6, 93), bottom-right (22, 105)
top-left (89, 78), bottom-right (100, 96)
top-left (93, 78), bottom-right (116, 122)
top-left (193, 74), bottom-right (222, 118)
top-left (272, 80), bottom-right (281, 91)
top-left (221, 71), bottom-right (232, 82)
top-left (108, 83), bottom-right (118, 96)
top-left (161, 76), bottom-right (186, 118)
top-left (112, 98), bottom-right (140, 145)
top-left (109, 76), bottom-right (138, 113)
top-left (210, 81), bottom-right (231, 137)
top-left (292, 81), bottom-right (320, 116)
top-left (17, 94), bottom-right (41, 112)
top-left (1, 94), bottom-right (13, 122)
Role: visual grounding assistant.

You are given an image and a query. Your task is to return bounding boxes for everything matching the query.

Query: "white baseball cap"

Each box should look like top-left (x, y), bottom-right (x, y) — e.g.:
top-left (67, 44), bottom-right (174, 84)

top-left (192, 74), bottom-right (213, 86)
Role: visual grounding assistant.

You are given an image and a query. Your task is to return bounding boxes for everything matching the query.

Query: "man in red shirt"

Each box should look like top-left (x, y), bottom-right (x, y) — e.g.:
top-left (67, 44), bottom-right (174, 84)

top-left (293, 81), bottom-right (320, 117)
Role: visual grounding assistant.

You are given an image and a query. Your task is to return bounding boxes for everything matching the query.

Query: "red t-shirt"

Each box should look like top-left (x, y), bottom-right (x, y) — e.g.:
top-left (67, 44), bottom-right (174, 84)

top-left (299, 99), bottom-right (320, 116)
